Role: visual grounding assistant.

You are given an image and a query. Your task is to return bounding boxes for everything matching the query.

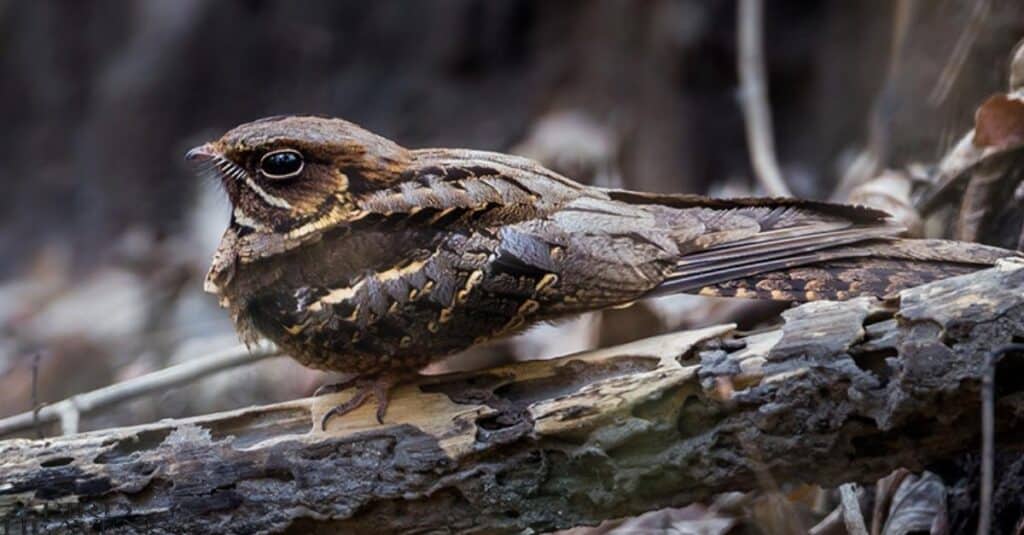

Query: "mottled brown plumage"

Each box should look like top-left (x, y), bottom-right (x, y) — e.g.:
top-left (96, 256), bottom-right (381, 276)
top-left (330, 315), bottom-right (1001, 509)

top-left (187, 115), bottom-right (1018, 427)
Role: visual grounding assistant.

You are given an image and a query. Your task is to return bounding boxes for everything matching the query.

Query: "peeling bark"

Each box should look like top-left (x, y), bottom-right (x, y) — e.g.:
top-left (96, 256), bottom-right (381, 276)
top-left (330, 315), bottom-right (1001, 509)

top-left (2, 260), bottom-right (1023, 534)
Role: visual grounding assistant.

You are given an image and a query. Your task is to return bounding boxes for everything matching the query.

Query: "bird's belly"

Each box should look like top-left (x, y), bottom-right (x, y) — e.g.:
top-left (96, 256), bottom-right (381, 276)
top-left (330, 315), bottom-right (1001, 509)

top-left (244, 282), bottom-right (535, 375)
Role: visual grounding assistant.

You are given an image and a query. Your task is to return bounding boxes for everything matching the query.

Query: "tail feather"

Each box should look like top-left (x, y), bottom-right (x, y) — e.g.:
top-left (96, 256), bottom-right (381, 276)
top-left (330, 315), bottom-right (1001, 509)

top-left (653, 239), bottom-right (1016, 301)
top-left (602, 189), bottom-right (1018, 302)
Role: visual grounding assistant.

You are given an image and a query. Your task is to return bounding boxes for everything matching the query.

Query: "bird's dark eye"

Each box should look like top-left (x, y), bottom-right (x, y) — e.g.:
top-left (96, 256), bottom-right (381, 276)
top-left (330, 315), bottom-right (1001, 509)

top-left (259, 149), bottom-right (304, 179)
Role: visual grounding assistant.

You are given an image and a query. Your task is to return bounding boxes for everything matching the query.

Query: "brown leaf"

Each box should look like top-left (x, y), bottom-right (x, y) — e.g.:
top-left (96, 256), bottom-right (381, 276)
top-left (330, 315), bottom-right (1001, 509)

top-left (974, 93), bottom-right (1024, 151)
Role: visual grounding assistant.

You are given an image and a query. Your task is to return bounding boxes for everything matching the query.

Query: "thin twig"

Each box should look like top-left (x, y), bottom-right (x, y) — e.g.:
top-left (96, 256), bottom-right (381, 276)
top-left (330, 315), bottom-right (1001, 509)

top-left (839, 484), bottom-right (869, 535)
top-left (833, 0), bottom-right (917, 201)
top-left (0, 340), bottom-right (280, 437)
top-left (808, 505), bottom-right (844, 535)
top-left (979, 343), bottom-right (1024, 535)
top-left (737, 0), bottom-right (791, 197)
top-left (31, 353), bottom-right (42, 439)
top-left (929, 0), bottom-right (990, 105)
top-left (872, 469), bottom-right (911, 535)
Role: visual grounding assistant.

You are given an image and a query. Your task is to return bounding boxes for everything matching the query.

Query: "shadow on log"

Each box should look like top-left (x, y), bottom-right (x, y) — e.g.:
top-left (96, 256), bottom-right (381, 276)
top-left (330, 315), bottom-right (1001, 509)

top-left (2, 260), bottom-right (1024, 534)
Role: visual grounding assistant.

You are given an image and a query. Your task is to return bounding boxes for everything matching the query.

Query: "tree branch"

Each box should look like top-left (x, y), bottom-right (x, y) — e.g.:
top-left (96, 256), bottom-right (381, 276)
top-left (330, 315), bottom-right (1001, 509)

top-left (0, 341), bottom-right (279, 437)
top-left (2, 261), bottom-right (1023, 534)
top-left (737, 0), bottom-right (791, 197)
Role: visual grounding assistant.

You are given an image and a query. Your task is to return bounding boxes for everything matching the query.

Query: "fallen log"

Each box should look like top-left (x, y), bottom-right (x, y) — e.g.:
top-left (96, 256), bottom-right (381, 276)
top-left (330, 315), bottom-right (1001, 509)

top-left (1, 260), bottom-right (1023, 534)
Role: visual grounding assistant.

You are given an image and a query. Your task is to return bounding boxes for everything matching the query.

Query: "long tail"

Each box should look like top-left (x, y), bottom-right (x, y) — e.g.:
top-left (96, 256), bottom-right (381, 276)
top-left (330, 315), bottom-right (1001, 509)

top-left (655, 239), bottom-right (1012, 301)
top-left (603, 190), bottom-right (1020, 302)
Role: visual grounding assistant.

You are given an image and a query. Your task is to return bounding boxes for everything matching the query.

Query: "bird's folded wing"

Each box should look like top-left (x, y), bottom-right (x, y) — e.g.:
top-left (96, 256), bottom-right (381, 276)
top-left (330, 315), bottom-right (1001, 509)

top-left (603, 190), bottom-right (1018, 301)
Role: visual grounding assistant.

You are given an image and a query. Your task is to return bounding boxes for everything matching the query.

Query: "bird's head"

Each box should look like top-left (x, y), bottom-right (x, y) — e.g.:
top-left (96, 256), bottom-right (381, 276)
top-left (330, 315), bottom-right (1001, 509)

top-left (187, 115), bottom-right (411, 233)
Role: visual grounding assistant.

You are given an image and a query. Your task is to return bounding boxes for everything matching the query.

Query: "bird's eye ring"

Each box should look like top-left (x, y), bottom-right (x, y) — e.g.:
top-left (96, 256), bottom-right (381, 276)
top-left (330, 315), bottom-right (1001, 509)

top-left (259, 149), bottom-right (304, 179)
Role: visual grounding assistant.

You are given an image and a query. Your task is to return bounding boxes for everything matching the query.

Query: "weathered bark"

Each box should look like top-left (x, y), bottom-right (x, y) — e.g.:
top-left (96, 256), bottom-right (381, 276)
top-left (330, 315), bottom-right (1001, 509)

top-left (2, 260), bottom-right (1023, 534)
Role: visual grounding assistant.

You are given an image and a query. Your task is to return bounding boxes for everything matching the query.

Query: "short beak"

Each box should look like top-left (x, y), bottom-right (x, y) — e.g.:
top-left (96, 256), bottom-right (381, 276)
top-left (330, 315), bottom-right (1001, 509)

top-left (185, 143), bottom-right (219, 162)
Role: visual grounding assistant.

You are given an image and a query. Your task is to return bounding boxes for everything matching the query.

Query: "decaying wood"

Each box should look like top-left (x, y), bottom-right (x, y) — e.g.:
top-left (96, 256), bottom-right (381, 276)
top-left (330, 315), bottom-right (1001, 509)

top-left (1, 260), bottom-right (1023, 534)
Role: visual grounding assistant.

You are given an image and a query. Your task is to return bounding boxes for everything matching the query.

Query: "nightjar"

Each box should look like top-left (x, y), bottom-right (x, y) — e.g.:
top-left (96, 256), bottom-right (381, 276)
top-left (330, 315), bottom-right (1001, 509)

top-left (187, 115), bottom-right (1017, 427)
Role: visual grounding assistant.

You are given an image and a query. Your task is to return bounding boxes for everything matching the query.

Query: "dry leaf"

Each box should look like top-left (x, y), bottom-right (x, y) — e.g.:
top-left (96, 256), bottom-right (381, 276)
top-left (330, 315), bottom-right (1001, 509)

top-left (974, 93), bottom-right (1024, 151)
top-left (873, 471), bottom-right (948, 535)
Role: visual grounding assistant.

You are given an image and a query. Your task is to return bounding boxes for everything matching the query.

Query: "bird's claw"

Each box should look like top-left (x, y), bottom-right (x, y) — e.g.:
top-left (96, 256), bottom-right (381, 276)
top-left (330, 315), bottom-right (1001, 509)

top-left (318, 376), bottom-right (398, 430)
top-left (312, 374), bottom-right (360, 397)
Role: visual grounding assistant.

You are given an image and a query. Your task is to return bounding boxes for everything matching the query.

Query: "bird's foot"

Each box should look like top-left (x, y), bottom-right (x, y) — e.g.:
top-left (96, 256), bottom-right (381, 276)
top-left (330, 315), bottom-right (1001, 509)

top-left (312, 374), bottom-right (361, 397)
top-left (318, 375), bottom-right (400, 430)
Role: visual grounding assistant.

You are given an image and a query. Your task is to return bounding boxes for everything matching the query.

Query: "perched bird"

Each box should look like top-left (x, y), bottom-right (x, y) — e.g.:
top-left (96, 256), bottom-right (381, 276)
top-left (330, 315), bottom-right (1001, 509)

top-left (187, 115), bottom-right (1016, 427)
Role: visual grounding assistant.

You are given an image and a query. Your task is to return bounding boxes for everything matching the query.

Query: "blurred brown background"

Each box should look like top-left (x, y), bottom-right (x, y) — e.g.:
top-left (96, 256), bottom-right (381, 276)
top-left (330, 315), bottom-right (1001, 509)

top-left (1, 0), bottom-right (1021, 434)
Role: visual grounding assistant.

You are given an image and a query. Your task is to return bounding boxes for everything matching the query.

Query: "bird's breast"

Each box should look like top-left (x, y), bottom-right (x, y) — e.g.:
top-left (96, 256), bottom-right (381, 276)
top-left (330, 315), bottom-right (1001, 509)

top-left (225, 225), bottom-right (555, 373)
